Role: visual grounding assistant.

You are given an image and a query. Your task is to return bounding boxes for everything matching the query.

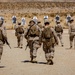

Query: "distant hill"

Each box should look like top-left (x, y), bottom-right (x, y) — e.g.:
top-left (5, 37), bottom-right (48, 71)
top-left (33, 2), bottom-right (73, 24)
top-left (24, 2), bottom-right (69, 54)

top-left (0, 0), bottom-right (75, 2)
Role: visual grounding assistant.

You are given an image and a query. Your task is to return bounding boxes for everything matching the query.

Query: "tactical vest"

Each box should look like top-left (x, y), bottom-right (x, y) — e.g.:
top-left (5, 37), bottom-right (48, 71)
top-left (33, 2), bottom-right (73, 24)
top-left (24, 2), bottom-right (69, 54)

top-left (28, 25), bottom-right (40, 37)
top-left (16, 27), bottom-right (24, 34)
top-left (43, 27), bottom-right (54, 39)
top-left (42, 27), bottom-right (55, 46)
top-left (55, 25), bottom-right (62, 33)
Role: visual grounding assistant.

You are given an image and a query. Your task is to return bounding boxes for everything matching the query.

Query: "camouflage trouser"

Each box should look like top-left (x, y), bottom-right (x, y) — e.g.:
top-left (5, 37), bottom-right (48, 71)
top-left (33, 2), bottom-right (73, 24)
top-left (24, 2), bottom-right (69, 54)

top-left (17, 34), bottom-right (23, 47)
top-left (57, 33), bottom-right (63, 46)
top-left (43, 43), bottom-right (55, 62)
top-left (12, 23), bottom-right (16, 29)
top-left (69, 35), bottom-right (75, 48)
top-left (28, 40), bottom-right (40, 58)
top-left (0, 41), bottom-right (3, 60)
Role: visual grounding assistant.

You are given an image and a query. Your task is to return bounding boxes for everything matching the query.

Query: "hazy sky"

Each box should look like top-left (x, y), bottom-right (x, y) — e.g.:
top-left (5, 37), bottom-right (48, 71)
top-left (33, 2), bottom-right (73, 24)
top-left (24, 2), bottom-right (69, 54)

top-left (0, 0), bottom-right (75, 2)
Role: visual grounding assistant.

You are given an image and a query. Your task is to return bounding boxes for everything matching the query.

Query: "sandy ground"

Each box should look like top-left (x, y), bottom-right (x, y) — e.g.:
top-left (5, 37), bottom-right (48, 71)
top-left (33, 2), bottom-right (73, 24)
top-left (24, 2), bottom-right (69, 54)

top-left (0, 29), bottom-right (75, 75)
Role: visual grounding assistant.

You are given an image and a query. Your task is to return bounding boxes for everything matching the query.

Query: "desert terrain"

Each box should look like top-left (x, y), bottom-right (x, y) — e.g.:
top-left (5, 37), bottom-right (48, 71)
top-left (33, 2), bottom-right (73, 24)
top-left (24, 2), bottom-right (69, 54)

top-left (0, 2), bottom-right (75, 75)
top-left (0, 29), bottom-right (75, 75)
top-left (0, 2), bottom-right (75, 29)
top-left (0, 0), bottom-right (75, 2)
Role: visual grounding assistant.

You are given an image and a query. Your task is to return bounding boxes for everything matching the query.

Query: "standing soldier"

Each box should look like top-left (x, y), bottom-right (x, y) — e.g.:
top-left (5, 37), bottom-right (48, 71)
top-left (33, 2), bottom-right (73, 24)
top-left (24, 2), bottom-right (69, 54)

top-left (54, 21), bottom-right (64, 47)
top-left (24, 19), bottom-right (41, 63)
top-left (41, 20), bottom-right (58, 65)
top-left (0, 17), bottom-right (8, 63)
top-left (21, 17), bottom-right (26, 26)
top-left (12, 16), bottom-right (17, 29)
top-left (44, 16), bottom-right (48, 23)
top-left (68, 19), bottom-right (75, 49)
top-left (55, 15), bottom-right (60, 23)
top-left (66, 14), bottom-right (71, 26)
top-left (15, 23), bottom-right (24, 49)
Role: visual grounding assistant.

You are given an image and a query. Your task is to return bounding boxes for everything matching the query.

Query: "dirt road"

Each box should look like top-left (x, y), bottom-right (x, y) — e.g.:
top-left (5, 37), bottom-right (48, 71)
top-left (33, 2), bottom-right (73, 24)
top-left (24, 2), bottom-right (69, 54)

top-left (0, 29), bottom-right (75, 75)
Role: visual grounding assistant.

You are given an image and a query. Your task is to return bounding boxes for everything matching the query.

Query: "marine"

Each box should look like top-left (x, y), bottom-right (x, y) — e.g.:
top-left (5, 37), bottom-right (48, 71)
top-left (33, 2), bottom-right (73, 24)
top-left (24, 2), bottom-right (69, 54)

top-left (68, 19), bottom-right (75, 49)
top-left (54, 20), bottom-right (64, 47)
top-left (0, 17), bottom-right (8, 63)
top-left (24, 19), bottom-right (41, 63)
top-left (41, 20), bottom-right (58, 65)
top-left (15, 22), bottom-right (24, 48)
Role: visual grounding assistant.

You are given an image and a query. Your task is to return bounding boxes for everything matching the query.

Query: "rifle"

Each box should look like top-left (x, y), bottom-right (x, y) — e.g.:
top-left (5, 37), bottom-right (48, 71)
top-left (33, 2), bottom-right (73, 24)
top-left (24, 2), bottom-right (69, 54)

top-left (3, 37), bottom-right (11, 49)
top-left (25, 25), bottom-right (34, 39)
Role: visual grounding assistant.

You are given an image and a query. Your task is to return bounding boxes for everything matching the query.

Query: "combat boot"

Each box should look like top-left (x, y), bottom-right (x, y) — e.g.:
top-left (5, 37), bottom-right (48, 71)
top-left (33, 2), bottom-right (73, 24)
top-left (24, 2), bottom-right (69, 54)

top-left (47, 56), bottom-right (54, 65)
top-left (20, 47), bottom-right (23, 49)
top-left (30, 56), bottom-right (33, 62)
top-left (47, 59), bottom-right (54, 65)
top-left (62, 45), bottom-right (64, 47)
top-left (32, 57), bottom-right (37, 63)
top-left (70, 46), bottom-right (72, 49)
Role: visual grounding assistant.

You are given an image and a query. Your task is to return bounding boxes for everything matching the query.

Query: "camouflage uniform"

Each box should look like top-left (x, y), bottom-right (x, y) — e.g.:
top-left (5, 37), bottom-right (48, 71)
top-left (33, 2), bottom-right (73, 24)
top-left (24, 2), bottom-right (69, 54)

top-left (15, 23), bottom-right (24, 48)
top-left (25, 20), bottom-right (41, 63)
top-left (0, 17), bottom-right (7, 62)
top-left (41, 21), bottom-right (58, 65)
top-left (12, 16), bottom-right (17, 29)
top-left (54, 21), bottom-right (63, 47)
top-left (68, 19), bottom-right (75, 48)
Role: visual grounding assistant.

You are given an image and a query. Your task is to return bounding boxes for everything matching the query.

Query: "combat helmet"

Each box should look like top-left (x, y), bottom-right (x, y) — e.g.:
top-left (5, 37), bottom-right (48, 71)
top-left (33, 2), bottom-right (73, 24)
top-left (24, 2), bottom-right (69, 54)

top-left (29, 19), bottom-right (36, 24)
top-left (0, 17), bottom-right (4, 26)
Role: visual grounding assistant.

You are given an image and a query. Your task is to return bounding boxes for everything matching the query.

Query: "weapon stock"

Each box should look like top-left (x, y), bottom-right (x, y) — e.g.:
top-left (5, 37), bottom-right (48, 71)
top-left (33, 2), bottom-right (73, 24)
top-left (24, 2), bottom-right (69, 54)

top-left (4, 37), bottom-right (11, 49)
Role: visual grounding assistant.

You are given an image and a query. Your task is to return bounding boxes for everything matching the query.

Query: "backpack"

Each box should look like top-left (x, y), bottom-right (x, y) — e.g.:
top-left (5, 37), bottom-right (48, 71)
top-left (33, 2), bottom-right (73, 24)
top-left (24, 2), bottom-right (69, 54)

top-left (43, 27), bottom-right (54, 39)
top-left (28, 25), bottom-right (40, 37)
top-left (55, 25), bottom-right (63, 32)
top-left (16, 27), bottom-right (24, 34)
top-left (42, 27), bottom-right (55, 46)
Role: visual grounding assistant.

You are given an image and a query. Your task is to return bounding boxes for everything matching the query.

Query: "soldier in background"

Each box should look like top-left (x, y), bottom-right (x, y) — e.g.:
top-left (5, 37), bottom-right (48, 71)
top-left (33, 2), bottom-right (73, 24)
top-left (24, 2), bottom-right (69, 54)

top-left (55, 15), bottom-right (60, 23)
top-left (44, 16), bottom-right (48, 23)
top-left (68, 19), bottom-right (75, 49)
top-left (0, 17), bottom-right (7, 63)
top-left (24, 19), bottom-right (41, 63)
top-left (15, 23), bottom-right (24, 49)
top-left (54, 21), bottom-right (64, 47)
top-left (41, 20), bottom-right (58, 65)
top-left (21, 17), bottom-right (26, 26)
top-left (66, 14), bottom-right (71, 26)
top-left (12, 16), bottom-right (17, 29)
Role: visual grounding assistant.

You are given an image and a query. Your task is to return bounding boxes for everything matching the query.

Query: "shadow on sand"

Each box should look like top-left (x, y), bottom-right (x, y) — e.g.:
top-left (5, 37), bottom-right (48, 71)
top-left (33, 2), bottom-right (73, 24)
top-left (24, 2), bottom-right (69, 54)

top-left (0, 66), bottom-right (5, 68)
top-left (22, 60), bottom-right (47, 65)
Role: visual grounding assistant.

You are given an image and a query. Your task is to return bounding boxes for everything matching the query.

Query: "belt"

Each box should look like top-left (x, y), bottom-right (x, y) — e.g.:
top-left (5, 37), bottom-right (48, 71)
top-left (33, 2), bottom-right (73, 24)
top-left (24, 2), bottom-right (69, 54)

top-left (29, 35), bottom-right (39, 37)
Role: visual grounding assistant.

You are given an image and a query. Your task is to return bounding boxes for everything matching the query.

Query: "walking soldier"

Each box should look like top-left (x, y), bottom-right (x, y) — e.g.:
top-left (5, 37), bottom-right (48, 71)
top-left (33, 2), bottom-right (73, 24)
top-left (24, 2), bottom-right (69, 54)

top-left (24, 19), bottom-right (41, 63)
top-left (41, 20), bottom-right (58, 65)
